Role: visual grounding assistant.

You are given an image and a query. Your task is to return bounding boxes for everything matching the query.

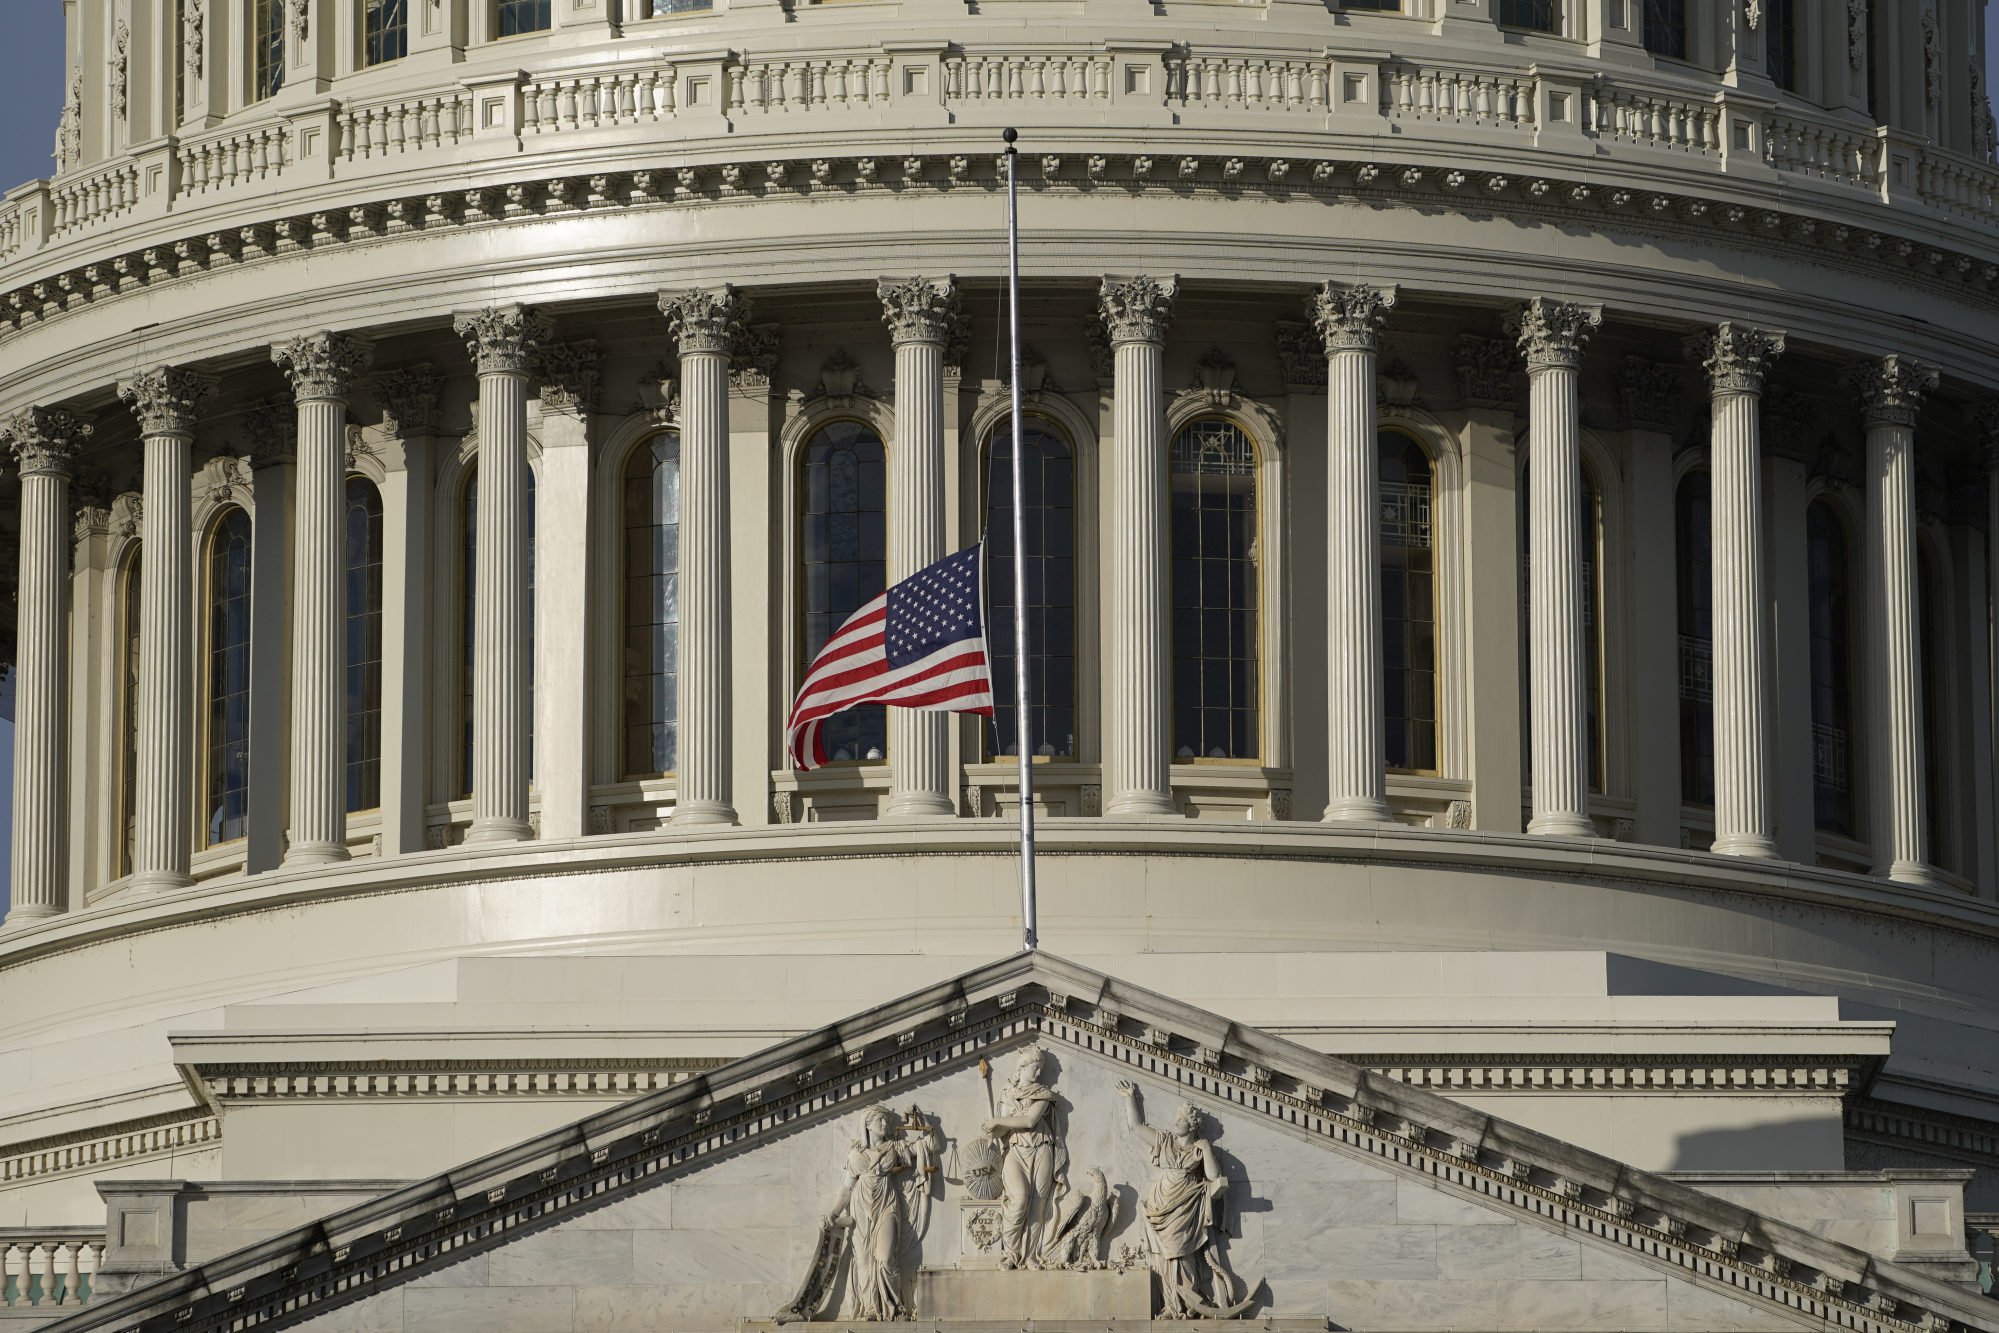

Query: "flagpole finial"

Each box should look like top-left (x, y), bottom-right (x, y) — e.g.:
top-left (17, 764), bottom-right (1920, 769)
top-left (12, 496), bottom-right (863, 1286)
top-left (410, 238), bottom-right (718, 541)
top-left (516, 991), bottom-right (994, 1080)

top-left (1002, 127), bottom-right (1018, 147)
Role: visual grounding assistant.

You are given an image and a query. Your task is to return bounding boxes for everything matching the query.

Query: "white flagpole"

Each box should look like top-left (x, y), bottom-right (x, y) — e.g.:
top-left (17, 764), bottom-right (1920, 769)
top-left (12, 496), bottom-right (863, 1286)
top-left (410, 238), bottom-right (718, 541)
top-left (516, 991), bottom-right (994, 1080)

top-left (1002, 128), bottom-right (1037, 953)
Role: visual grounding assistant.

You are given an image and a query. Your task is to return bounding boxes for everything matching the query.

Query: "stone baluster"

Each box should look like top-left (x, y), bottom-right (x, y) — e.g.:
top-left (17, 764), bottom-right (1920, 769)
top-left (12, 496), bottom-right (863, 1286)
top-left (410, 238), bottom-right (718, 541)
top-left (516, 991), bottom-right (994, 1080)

top-left (1099, 275), bottom-right (1179, 817)
top-left (29, 1245), bottom-right (51, 1306)
top-left (877, 276), bottom-right (962, 818)
top-left (2, 1242), bottom-right (21, 1305)
top-left (75, 1241), bottom-right (97, 1305)
top-left (453, 305), bottom-right (551, 844)
top-left (1313, 282), bottom-right (1396, 823)
top-left (117, 367), bottom-right (214, 890)
top-left (1514, 298), bottom-right (1603, 838)
top-left (1, 407), bottom-right (91, 925)
top-left (1849, 355), bottom-right (1941, 886)
top-left (659, 286), bottom-right (747, 826)
top-left (272, 331), bottom-right (373, 866)
top-left (1691, 324), bottom-right (1785, 858)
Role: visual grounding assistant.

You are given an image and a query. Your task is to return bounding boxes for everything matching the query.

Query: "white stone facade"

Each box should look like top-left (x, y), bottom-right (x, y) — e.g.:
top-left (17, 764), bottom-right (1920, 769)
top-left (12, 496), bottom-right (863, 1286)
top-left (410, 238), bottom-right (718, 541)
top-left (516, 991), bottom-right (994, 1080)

top-left (2, 0), bottom-right (1999, 1325)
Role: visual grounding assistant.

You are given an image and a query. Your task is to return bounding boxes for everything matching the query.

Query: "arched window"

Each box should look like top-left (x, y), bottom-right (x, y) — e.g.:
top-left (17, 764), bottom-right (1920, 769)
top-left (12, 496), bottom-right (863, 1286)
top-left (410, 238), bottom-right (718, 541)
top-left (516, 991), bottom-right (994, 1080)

top-left (800, 421), bottom-right (888, 763)
top-left (252, 0), bottom-right (284, 100)
top-left (364, 0), bottom-right (408, 64)
top-left (1806, 502), bottom-right (1856, 837)
top-left (1918, 549), bottom-right (1946, 872)
top-left (1518, 464), bottom-right (1605, 791)
top-left (345, 479), bottom-right (384, 813)
top-left (984, 417), bottom-right (1077, 759)
top-left (623, 432), bottom-right (682, 778)
top-left (1169, 418), bottom-right (1259, 762)
top-left (1675, 472), bottom-right (1714, 807)
top-left (205, 509), bottom-right (254, 846)
top-left (460, 466), bottom-right (537, 796)
top-left (117, 547), bottom-right (142, 878)
top-left (497, 0), bottom-right (552, 35)
top-left (1380, 431), bottom-right (1436, 774)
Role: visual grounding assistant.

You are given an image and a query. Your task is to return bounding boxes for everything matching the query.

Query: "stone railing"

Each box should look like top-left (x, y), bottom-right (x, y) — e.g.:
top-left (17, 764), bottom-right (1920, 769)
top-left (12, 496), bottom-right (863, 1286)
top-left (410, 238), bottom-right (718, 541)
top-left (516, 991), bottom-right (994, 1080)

top-left (0, 1231), bottom-right (104, 1311)
top-left (0, 44), bottom-right (1994, 284)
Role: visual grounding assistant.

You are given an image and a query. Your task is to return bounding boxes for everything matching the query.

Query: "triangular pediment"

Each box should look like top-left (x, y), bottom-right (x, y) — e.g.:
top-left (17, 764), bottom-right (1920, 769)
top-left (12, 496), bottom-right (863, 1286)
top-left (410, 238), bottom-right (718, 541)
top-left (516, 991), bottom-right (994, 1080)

top-left (50, 955), bottom-right (1999, 1333)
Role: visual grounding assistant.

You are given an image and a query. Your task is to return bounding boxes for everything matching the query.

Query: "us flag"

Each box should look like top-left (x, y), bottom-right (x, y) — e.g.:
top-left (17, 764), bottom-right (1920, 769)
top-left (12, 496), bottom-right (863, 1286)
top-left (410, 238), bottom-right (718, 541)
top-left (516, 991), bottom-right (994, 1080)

top-left (786, 543), bottom-right (996, 771)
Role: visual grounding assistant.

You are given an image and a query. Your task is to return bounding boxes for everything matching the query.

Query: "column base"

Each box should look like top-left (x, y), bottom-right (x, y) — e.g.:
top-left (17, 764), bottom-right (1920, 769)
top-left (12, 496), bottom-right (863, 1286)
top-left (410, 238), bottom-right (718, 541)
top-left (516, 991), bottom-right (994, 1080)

top-left (282, 841), bottom-right (352, 867)
top-left (1, 903), bottom-right (60, 929)
top-left (1884, 859), bottom-right (1937, 888)
top-left (1322, 796), bottom-right (1392, 824)
top-left (1104, 791), bottom-right (1179, 818)
top-left (463, 817), bottom-right (534, 845)
top-left (127, 870), bottom-right (196, 893)
top-left (1710, 832), bottom-right (1780, 859)
top-left (882, 793), bottom-right (957, 819)
top-left (673, 800), bottom-right (738, 827)
top-left (1526, 813), bottom-right (1597, 838)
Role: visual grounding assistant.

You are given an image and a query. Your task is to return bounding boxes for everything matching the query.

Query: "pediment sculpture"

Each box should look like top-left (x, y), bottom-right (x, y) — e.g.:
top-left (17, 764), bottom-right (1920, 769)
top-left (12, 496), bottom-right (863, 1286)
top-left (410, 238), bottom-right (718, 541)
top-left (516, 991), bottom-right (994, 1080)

top-left (777, 1103), bottom-right (941, 1323)
top-left (1118, 1080), bottom-right (1261, 1319)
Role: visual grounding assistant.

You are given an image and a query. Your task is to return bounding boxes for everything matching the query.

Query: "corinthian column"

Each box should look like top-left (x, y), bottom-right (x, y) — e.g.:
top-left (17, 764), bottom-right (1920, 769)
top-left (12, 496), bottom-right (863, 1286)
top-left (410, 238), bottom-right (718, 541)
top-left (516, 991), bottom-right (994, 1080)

top-left (117, 367), bottom-right (214, 890)
top-left (1850, 355), bottom-right (1940, 886)
top-left (272, 331), bottom-right (373, 866)
top-left (1099, 275), bottom-right (1179, 817)
top-left (1515, 298), bottom-right (1603, 838)
top-left (878, 276), bottom-right (962, 818)
top-left (1692, 324), bottom-right (1785, 858)
top-left (1314, 283), bottom-right (1397, 823)
top-left (2, 408), bottom-right (91, 925)
top-left (453, 304), bottom-right (550, 844)
top-left (659, 286), bottom-right (747, 826)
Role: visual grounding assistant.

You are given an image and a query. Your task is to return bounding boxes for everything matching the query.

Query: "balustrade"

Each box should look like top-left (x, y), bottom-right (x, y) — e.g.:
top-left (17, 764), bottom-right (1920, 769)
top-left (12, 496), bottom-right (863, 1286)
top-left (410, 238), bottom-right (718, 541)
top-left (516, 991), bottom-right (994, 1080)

top-left (1589, 82), bottom-right (1717, 153)
top-left (0, 1233), bottom-right (104, 1309)
top-left (523, 68), bottom-right (680, 133)
top-left (1915, 145), bottom-right (1999, 229)
top-left (1384, 62), bottom-right (1534, 127)
top-left (1767, 114), bottom-right (1875, 188)
top-left (175, 122), bottom-right (291, 196)
top-left (49, 160), bottom-right (139, 238)
top-left (338, 92), bottom-right (473, 162)
top-left (1170, 53), bottom-right (1329, 111)
top-left (733, 56), bottom-right (896, 114)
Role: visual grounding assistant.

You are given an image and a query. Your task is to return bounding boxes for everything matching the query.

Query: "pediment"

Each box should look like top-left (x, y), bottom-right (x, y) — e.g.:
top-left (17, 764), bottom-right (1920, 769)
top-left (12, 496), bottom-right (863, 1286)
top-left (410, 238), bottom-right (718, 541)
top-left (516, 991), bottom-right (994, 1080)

top-left (56, 955), bottom-right (1999, 1333)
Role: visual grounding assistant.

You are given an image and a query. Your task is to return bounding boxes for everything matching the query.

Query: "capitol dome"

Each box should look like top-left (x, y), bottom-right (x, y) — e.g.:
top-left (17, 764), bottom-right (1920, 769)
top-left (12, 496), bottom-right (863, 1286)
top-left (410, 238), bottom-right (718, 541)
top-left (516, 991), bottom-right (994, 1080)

top-left (2, 0), bottom-right (1999, 1328)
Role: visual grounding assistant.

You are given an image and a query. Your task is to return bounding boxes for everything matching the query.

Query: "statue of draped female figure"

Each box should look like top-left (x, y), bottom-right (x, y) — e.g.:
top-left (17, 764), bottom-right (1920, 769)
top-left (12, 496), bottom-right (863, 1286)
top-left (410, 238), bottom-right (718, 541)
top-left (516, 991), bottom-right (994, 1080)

top-left (1116, 1080), bottom-right (1260, 1319)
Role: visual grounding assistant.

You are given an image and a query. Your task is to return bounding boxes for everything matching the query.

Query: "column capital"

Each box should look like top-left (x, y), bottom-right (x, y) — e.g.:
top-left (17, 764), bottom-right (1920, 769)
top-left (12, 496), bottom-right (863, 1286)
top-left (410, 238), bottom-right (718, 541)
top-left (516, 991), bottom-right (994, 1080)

top-left (1967, 400), bottom-right (1999, 475)
top-left (243, 396), bottom-right (297, 468)
top-left (1846, 355), bottom-right (1940, 428)
top-left (877, 276), bottom-right (963, 348)
top-left (117, 366), bottom-right (215, 437)
top-left (1689, 323), bottom-right (1786, 395)
top-left (1098, 275), bottom-right (1179, 347)
top-left (660, 285), bottom-right (749, 357)
top-left (1311, 282), bottom-right (1396, 353)
top-left (272, 330), bottom-right (374, 402)
top-left (1455, 335), bottom-right (1519, 408)
top-left (373, 363), bottom-right (443, 435)
top-left (1614, 357), bottom-right (1685, 431)
top-left (1511, 298), bottom-right (1602, 373)
top-left (453, 304), bottom-right (552, 376)
top-left (0, 406), bottom-right (93, 478)
top-left (534, 341), bottom-right (601, 416)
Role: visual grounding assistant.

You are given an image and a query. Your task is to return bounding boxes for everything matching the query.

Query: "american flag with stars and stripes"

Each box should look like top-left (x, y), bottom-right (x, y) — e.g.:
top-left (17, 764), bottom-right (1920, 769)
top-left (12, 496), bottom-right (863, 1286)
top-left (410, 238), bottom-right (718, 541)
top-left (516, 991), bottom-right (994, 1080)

top-left (785, 542), bottom-right (995, 771)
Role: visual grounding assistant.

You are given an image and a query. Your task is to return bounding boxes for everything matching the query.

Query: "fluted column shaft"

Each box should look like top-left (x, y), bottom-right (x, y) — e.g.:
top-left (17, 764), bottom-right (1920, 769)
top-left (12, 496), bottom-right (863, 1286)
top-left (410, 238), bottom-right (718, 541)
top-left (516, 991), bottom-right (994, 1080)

top-left (879, 278), bottom-right (960, 818)
top-left (1316, 284), bottom-right (1396, 823)
top-left (454, 306), bottom-right (550, 844)
top-left (1518, 299), bottom-right (1602, 838)
top-left (274, 332), bottom-right (372, 865)
top-left (1853, 356), bottom-right (1940, 886)
top-left (118, 368), bottom-right (212, 890)
top-left (1100, 276), bottom-right (1179, 817)
top-left (659, 288), bottom-right (744, 826)
top-left (2, 409), bottom-right (90, 924)
top-left (1696, 325), bottom-right (1785, 858)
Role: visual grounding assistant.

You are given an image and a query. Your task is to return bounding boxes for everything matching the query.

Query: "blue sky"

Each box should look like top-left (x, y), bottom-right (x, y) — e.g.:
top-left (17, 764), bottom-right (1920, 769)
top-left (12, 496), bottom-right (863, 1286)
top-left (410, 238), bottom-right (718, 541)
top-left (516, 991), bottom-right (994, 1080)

top-left (0, 9), bottom-right (1995, 914)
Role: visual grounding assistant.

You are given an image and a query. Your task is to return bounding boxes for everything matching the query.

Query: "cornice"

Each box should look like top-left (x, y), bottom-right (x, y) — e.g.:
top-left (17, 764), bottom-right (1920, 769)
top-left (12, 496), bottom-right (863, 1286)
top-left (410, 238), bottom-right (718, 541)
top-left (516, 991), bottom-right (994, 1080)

top-left (8, 150), bottom-right (1994, 388)
top-left (58, 963), bottom-right (1996, 1333)
top-left (0, 1109), bottom-right (218, 1188)
top-left (191, 1056), bottom-right (725, 1104)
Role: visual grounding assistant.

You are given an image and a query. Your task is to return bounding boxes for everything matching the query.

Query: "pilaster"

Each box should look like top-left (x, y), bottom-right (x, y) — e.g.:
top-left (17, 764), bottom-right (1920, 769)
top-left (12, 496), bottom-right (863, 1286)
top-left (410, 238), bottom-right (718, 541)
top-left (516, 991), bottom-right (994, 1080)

top-left (659, 287), bottom-right (749, 827)
top-left (244, 399), bottom-right (295, 876)
top-left (532, 340), bottom-right (600, 842)
top-left (1514, 298), bottom-right (1602, 838)
top-left (453, 304), bottom-right (551, 844)
top-left (878, 276), bottom-right (962, 819)
top-left (1098, 275), bottom-right (1179, 818)
top-left (1314, 282), bottom-right (1395, 824)
top-left (1848, 355), bottom-right (1940, 886)
top-left (117, 366), bottom-right (214, 892)
top-left (1763, 388), bottom-right (1818, 867)
top-left (1, 408), bottom-right (91, 925)
top-left (1617, 360), bottom-right (1682, 850)
top-left (374, 365), bottom-right (442, 857)
top-left (728, 343), bottom-right (780, 828)
top-left (1691, 324), bottom-right (1785, 859)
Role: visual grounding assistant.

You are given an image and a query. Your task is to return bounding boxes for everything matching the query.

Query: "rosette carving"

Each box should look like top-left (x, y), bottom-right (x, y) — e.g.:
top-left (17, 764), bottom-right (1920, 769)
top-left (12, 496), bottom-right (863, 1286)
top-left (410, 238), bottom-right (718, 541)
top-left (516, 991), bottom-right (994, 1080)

top-left (0, 406), bottom-right (93, 478)
top-left (1097, 275), bottom-right (1178, 346)
top-left (1310, 282), bottom-right (1396, 354)
top-left (453, 304), bottom-right (552, 376)
top-left (273, 330), bottom-right (374, 401)
top-left (117, 366), bottom-right (214, 437)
